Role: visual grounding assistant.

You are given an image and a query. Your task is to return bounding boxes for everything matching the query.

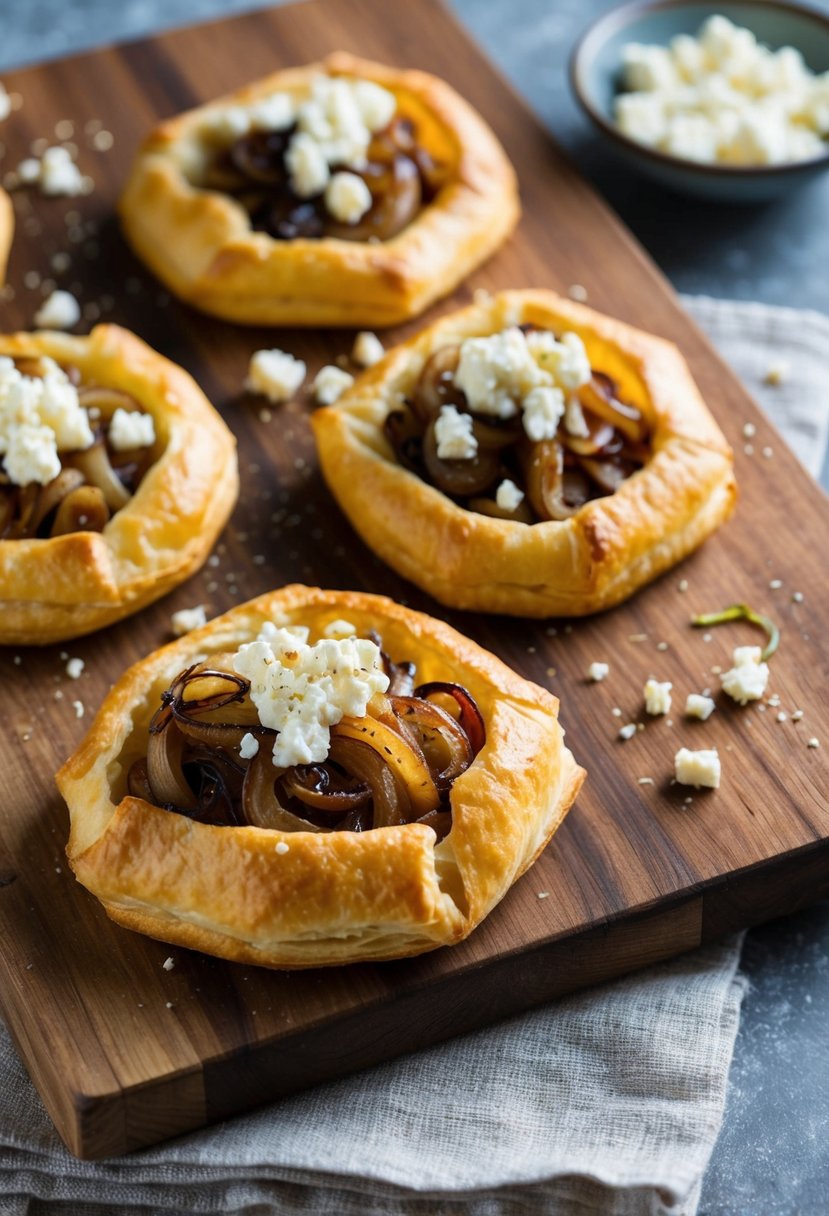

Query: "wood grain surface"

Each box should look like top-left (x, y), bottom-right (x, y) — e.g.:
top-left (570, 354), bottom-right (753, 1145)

top-left (0, 0), bottom-right (827, 1160)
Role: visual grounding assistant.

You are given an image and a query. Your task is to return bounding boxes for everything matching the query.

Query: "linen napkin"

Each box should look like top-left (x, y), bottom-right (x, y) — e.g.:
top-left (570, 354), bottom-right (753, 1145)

top-left (2, 296), bottom-right (826, 1216)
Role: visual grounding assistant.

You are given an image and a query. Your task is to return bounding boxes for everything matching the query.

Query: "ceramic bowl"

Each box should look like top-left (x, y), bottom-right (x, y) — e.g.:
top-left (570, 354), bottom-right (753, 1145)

top-left (570, 0), bottom-right (829, 202)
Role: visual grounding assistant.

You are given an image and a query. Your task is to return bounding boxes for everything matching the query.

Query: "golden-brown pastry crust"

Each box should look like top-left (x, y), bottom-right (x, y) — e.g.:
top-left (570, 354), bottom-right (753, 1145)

top-left (0, 324), bottom-right (238, 644)
top-left (58, 585), bottom-right (584, 968)
top-left (118, 52), bottom-right (520, 327)
top-left (0, 187), bottom-right (12, 283)
top-left (312, 290), bottom-right (737, 617)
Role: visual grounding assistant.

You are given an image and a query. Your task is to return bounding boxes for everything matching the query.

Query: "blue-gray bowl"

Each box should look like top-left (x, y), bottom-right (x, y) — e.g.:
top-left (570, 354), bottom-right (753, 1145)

top-left (570, 0), bottom-right (829, 202)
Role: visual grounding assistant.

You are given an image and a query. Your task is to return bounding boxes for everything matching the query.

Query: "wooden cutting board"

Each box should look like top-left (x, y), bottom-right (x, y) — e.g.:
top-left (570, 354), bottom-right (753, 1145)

top-left (0, 0), bottom-right (827, 1161)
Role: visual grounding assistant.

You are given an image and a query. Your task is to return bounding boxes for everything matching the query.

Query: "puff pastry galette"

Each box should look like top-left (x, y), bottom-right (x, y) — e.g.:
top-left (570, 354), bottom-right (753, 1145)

top-left (0, 324), bottom-right (238, 644)
top-left (312, 290), bottom-right (737, 617)
top-left (58, 585), bottom-right (583, 968)
top-left (119, 52), bottom-right (519, 327)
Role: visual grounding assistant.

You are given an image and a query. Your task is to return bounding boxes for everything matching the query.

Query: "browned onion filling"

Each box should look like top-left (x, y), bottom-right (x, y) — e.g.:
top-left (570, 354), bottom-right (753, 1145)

top-left (384, 329), bottom-right (651, 523)
top-left (126, 635), bottom-right (485, 843)
top-left (202, 114), bottom-right (447, 242)
top-left (0, 358), bottom-right (155, 540)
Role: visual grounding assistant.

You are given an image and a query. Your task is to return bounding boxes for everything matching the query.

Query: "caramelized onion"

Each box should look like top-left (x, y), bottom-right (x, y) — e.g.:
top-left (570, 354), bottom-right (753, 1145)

top-left (51, 485), bottom-right (110, 535)
top-left (331, 714), bottom-right (438, 816)
top-left (423, 417), bottom-right (500, 497)
top-left (147, 721), bottom-right (199, 810)
top-left (390, 695), bottom-right (473, 791)
top-left (328, 736), bottom-right (411, 828)
top-left (411, 345), bottom-right (462, 423)
top-left (414, 681), bottom-right (487, 756)
top-left (579, 457), bottom-right (629, 495)
top-left (468, 495), bottom-right (534, 524)
top-left (242, 748), bottom-right (323, 832)
top-left (327, 155), bottom-right (421, 243)
top-left (280, 764), bottom-right (371, 813)
top-left (77, 387), bottom-right (142, 422)
top-left (127, 757), bottom-right (154, 802)
top-left (577, 374), bottom-right (648, 444)
top-left (67, 439), bottom-right (131, 511)
top-left (560, 415), bottom-right (615, 458)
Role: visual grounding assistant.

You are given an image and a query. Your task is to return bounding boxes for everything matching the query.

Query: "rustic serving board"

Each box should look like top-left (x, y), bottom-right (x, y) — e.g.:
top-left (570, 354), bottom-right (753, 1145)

top-left (0, 0), bottom-right (827, 1161)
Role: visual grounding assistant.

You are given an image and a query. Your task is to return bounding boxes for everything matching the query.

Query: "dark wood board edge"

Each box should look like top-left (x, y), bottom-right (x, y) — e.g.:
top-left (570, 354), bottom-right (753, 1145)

top-left (43, 834), bottom-right (826, 1159)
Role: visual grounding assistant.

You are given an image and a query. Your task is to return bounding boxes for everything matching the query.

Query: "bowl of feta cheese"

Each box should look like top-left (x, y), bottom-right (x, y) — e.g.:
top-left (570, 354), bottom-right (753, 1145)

top-left (570, 0), bottom-right (829, 201)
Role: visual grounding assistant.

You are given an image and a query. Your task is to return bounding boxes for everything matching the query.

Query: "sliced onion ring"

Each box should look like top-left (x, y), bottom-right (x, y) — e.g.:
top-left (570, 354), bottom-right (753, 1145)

top-left (577, 375), bottom-right (648, 445)
top-left (331, 714), bottom-right (438, 817)
top-left (413, 682), bottom-right (486, 756)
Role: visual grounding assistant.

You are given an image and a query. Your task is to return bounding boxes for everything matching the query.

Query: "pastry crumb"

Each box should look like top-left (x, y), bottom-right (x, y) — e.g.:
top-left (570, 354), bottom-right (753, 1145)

top-left (66, 657), bottom-right (84, 679)
top-left (537, 891), bottom-right (550, 899)
top-left (568, 283), bottom-right (589, 302)
top-left (171, 605), bottom-right (207, 637)
top-left (313, 365), bottom-right (354, 405)
top-left (637, 776), bottom-right (654, 785)
top-left (762, 446), bottom-right (774, 459)
top-left (763, 361), bottom-right (788, 386)
top-left (588, 661), bottom-right (609, 682)
top-left (678, 579), bottom-right (688, 592)
top-left (352, 331), bottom-right (385, 367)
top-left (656, 641), bottom-right (669, 651)
top-left (742, 422), bottom-right (756, 438)
top-left (792, 709), bottom-right (804, 721)
top-left (807, 737), bottom-right (820, 749)
top-left (72, 700), bottom-right (84, 719)
top-left (619, 723), bottom-right (637, 741)
top-left (275, 841), bottom-right (290, 855)
top-left (629, 633), bottom-right (648, 642)
top-left (792, 591), bottom-right (804, 603)
top-left (769, 578), bottom-right (782, 589)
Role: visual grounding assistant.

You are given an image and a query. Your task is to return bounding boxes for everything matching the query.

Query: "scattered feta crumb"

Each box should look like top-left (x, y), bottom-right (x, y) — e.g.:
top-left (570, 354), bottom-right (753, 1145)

top-left (38, 146), bottom-right (86, 197)
top-left (686, 693), bottom-right (716, 721)
top-left (764, 361), bottom-right (789, 386)
top-left (495, 478), bottom-right (524, 512)
top-left (742, 422), bottom-right (756, 439)
top-left (807, 737), bottom-right (820, 749)
top-left (638, 776), bottom-right (655, 785)
top-left (323, 618), bottom-right (357, 639)
top-left (66, 657), bottom-right (84, 679)
top-left (351, 331), bottom-right (384, 367)
top-left (588, 661), bottom-right (609, 682)
top-left (162, 957), bottom-right (175, 971)
top-left (568, 284), bottom-right (588, 302)
top-left (72, 699), bottom-right (84, 719)
top-left (769, 578), bottom-right (782, 589)
top-left (33, 290), bottom-right (80, 330)
top-left (762, 446), bottom-right (774, 459)
top-left (678, 579), bottom-right (688, 592)
top-left (792, 709), bottom-right (804, 721)
top-left (171, 605), bottom-right (207, 637)
top-left (792, 591), bottom-right (804, 603)
top-left (644, 679), bottom-right (672, 715)
top-left (435, 404), bottom-right (478, 460)
top-left (777, 711), bottom-right (787, 723)
top-left (239, 732), bottom-right (260, 760)
top-left (675, 747), bottom-right (720, 789)
top-left (537, 891), bottom-right (550, 899)
top-left (612, 707), bottom-right (622, 717)
top-left (313, 364), bottom-right (354, 406)
top-left (246, 348), bottom-right (306, 403)
top-left (721, 645), bottom-right (769, 705)
top-left (275, 841), bottom-right (290, 854)
top-left (619, 723), bottom-right (637, 741)
top-left (656, 641), bottom-right (669, 652)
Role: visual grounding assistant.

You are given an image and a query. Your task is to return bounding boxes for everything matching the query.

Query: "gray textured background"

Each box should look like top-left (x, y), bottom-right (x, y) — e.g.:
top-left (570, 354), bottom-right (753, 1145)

top-left (0, 1), bottom-right (828, 1212)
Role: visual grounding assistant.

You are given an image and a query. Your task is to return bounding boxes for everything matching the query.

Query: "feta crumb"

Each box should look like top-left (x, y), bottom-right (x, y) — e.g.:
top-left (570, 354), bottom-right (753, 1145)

top-left (170, 605), bottom-right (207, 637)
top-left (33, 290), bottom-right (81, 330)
top-left (246, 348), bottom-right (306, 403)
top-left (644, 679), bottom-right (672, 716)
top-left (807, 737), bottom-right (820, 748)
top-left (764, 361), bottom-right (789, 386)
top-left (792, 591), bottom-right (804, 603)
top-left (568, 284), bottom-right (588, 302)
top-left (323, 618), bottom-right (357, 639)
top-left (66, 657), bottom-right (84, 679)
top-left (762, 446), bottom-right (774, 459)
top-left (523, 386), bottom-right (565, 441)
top-left (239, 732), bottom-right (260, 760)
top-left (721, 645), bottom-right (769, 705)
top-left (656, 641), bottom-right (669, 652)
top-left (108, 407), bottom-right (156, 451)
top-left (563, 396), bottom-right (590, 439)
top-left (325, 171), bottom-right (372, 224)
top-left (72, 699), bottom-right (84, 719)
top-left (588, 661), bottom-right (609, 682)
top-left (352, 331), bottom-right (384, 367)
top-left (275, 841), bottom-right (290, 855)
top-left (777, 711), bottom-right (787, 723)
top-left (495, 478), bottom-right (525, 512)
top-left (678, 579), bottom-right (689, 592)
top-left (769, 578), bottom-right (783, 589)
top-left (792, 709), bottom-right (804, 721)
top-left (162, 957), bottom-right (175, 971)
top-left (638, 776), bottom-right (655, 785)
top-left (619, 723), bottom-right (637, 741)
top-left (39, 146), bottom-right (85, 197)
top-left (313, 365), bottom-right (354, 406)
top-left (612, 707), bottom-right (622, 717)
top-left (742, 422), bottom-right (756, 439)
top-left (285, 132), bottom-right (330, 197)
top-left (434, 404), bottom-right (477, 460)
top-left (537, 891), bottom-right (550, 899)
top-left (686, 693), bottom-right (716, 720)
top-left (675, 747), bottom-right (720, 789)
top-left (233, 623), bottom-right (390, 768)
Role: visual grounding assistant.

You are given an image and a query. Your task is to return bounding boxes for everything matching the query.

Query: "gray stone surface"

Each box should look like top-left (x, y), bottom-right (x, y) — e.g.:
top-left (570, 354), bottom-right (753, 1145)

top-left (0, 1), bottom-right (827, 1211)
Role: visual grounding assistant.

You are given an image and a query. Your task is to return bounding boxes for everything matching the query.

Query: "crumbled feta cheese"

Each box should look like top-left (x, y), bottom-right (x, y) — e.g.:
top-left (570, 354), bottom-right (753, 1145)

top-left (686, 693), bottom-right (716, 720)
top-left (313, 364), bottom-right (354, 405)
top-left (807, 737), bottom-right (820, 749)
top-left (644, 679), bottom-right (672, 716)
top-left (353, 78), bottom-right (397, 132)
top-left (721, 645), bottom-right (769, 705)
top-left (522, 386), bottom-right (565, 441)
top-left (201, 105), bottom-right (251, 142)
top-left (245, 348), bottom-right (306, 403)
top-left (742, 422), bottom-right (756, 438)
top-left (66, 657), bottom-right (84, 679)
top-left (72, 699), bottom-right (84, 719)
top-left (792, 709), bottom-right (804, 721)
top-left (675, 747), bottom-right (720, 789)
top-left (614, 15), bottom-right (829, 166)
top-left (162, 956), bottom-right (175, 972)
top-left (530, 331), bottom-right (592, 391)
top-left (351, 331), bottom-right (385, 367)
top-left (248, 93), bottom-right (295, 132)
top-left (275, 840), bottom-right (290, 854)
top-left (170, 605), bottom-right (207, 637)
top-left (239, 732), bottom-right (260, 760)
top-left (563, 397), bottom-right (590, 439)
top-left (285, 132), bottom-right (330, 197)
top-left (434, 404), bottom-right (477, 460)
top-left (108, 407), bottom-right (156, 451)
top-left (588, 661), bottom-right (609, 682)
top-left (495, 478), bottom-right (524, 512)
top-left (323, 618), bottom-right (357, 639)
top-left (233, 623), bottom-right (390, 768)
top-left (34, 290), bottom-right (81, 330)
top-left (325, 171), bottom-right (372, 224)
top-left (455, 328), bottom-right (548, 420)
top-left (619, 723), bottom-right (637, 740)
top-left (39, 146), bottom-right (85, 197)
top-left (0, 357), bottom-right (93, 485)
